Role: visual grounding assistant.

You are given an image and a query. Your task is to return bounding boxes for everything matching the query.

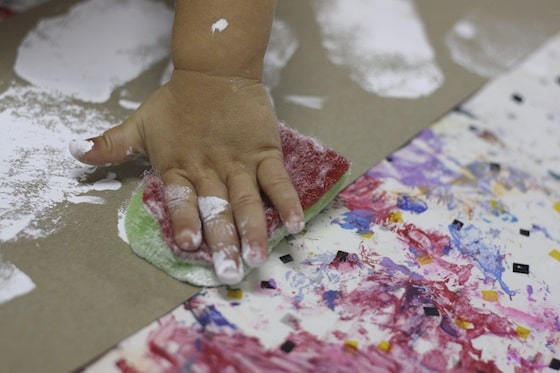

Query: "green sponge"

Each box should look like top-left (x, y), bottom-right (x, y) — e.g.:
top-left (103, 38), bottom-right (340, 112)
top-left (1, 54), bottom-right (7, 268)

top-left (124, 123), bottom-right (351, 286)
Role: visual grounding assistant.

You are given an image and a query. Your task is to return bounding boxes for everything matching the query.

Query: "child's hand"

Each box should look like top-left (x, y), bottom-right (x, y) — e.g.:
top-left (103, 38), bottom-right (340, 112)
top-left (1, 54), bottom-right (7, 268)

top-left (70, 69), bottom-right (303, 284)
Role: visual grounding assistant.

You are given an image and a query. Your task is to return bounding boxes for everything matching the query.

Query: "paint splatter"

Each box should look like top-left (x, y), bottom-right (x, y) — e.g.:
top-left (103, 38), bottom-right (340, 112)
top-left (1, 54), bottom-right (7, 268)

top-left (311, 0), bottom-right (443, 98)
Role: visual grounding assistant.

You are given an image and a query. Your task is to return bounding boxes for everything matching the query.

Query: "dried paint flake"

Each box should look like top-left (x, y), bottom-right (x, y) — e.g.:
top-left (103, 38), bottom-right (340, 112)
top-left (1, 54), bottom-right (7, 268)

top-left (554, 201), bottom-right (560, 213)
top-left (280, 313), bottom-right (301, 329)
top-left (417, 255), bottom-right (434, 265)
top-left (260, 279), bottom-right (277, 289)
top-left (550, 358), bottom-right (560, 370)
top-left (423, 306), bottom-right (440, 317)
top-left (280, 340), bottom-right (296, 353)
top-left (512, 263), bottom-right (529, 274)
top-left (226, 288), bottom-right (243, 299)
top-left (343, 340), bottom-right (359, 353)
top-left (335, 250), bottom-right (349, 262)
top-left (511, 93), bottom-right (523, 103)
top-left (519, 228), bottom-right (530, 237)
top-left (455, 318), bottom-right (472, 329)
top-left (481, 290), bottom-right (499, 302)
top-left (549, 249), bottom-right (560, 262)
top-left (515, 325), bottom-right (531, 339)
top-left (451, 219), bottom-right (464, 230)
top-left (378, 340), bottom-right (392, 353)
top-left (279, 254), bottom-right (294, 264)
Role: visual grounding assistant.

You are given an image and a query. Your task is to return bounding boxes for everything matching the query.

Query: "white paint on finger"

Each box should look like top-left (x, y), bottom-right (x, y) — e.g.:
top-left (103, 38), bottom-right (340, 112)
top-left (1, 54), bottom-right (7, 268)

top-left (198, 196), bottom-right (230, 223)
top-left (311, 0), bottom-right (443, 98)
top-left (212, 249), bottom-right (244, 285)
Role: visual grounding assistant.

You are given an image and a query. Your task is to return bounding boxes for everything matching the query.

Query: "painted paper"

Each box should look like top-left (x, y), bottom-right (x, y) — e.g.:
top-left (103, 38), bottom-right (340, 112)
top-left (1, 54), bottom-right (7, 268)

top-left (86, 32), bottom-right (560, 372)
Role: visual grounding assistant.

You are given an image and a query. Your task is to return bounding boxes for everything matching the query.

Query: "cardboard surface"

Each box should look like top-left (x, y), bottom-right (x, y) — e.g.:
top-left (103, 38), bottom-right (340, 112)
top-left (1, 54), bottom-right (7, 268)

top-left (0, 1), bottom-right (559, 372)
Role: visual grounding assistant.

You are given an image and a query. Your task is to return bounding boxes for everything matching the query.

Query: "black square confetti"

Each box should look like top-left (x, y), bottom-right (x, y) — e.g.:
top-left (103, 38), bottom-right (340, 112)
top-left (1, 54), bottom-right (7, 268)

top-left (511, 93), bottom-right (524, 103)
top-left (423, 306), bottom-right (440, 317)
top-left (279, 254), bottom-right (294, 264)
top-left (489, 163), bottom-right (501, 172)
top-left (335, 250), bottom-right (349, 262)
top-left (519, 229), bottom-right (530, 237)
top-left (281, 340), bottom-right (296, 353)
top-left (451, 219), bottom-right (464, 230)
top-left (550, 358), bottom-right (560, 370)
top-left (512, 263), bottom-right (530, 274)
top-left (260, 280), bottom-right (276, 289)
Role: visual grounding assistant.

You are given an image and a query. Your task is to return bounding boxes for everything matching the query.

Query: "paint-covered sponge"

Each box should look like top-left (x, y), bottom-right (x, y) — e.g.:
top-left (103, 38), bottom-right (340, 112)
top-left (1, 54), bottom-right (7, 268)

top-left (124, 123), bottom-right (351, 286)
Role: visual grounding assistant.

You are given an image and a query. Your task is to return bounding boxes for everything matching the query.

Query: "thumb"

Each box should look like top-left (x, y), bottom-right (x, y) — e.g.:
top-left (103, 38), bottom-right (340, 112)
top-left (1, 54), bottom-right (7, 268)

top-left (69, 116), bottom-right (144, 166)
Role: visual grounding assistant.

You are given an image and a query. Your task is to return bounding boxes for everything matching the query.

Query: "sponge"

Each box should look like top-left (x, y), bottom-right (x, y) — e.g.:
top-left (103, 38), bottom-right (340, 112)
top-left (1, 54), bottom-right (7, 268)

top-left (124, 123), bottom-right (351, 286)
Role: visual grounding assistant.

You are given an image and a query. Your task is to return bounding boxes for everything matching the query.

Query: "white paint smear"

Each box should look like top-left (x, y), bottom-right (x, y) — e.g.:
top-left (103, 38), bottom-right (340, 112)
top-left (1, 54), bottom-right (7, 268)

top-left (311, 0), bottom-right (443, 98)
top-left (118, 99), bottom-right (141, 110)
top-left (445, 9), bottom-right (550, 78)
top-left (14, 0), bottom-right (173, 102)
top-left (284, 94), bottom-right (325, 110)
top-left (0, 84), bottom-right (117, 242)
top-left (0, 255), bottom-right (36, 304)
top-left (198, 196), bottom-right (229, 223)
top-left (263, 19), bottom-right (299, 89)
top-left (211, 18), bottom-right (229, 34)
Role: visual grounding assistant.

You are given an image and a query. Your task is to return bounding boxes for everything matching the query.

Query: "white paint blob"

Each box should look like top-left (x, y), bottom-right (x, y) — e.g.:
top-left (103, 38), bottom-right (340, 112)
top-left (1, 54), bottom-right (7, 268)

top-left (211, 18), bottom-right (229, 34)
top-left (69, 139), bottom-right (94, 158)
top-left (92, 172), bottom-right (122, 191)
top-left (0, 255), bottom-right (36, 304)
top-left (284, 95), bottom-right (325, 110)
top-left (14, 0), bottom-right (173, 102)
top-left (445, 9), bottom-right (550, 78)
top-left (311, 0), bottom-right (443, 98)
top-left (263, 19), bottom-right (299, 89)
top-left (197, 196), bottom-right (230, 223)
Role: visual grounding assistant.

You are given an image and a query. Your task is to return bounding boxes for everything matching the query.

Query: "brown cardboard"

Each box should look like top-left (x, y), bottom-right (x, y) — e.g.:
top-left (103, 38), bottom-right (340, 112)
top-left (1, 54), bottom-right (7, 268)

top-left (0, 1), bottom-right (559, 372)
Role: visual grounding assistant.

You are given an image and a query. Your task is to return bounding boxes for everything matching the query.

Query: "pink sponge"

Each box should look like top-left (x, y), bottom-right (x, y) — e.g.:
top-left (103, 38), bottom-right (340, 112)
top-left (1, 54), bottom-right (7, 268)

top-left (124, 123), bottom-right (351, 286)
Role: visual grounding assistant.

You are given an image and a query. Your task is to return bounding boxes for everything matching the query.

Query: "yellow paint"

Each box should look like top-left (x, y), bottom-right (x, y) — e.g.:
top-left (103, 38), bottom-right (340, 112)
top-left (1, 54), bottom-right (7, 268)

top-left (226, 288), bottom-right (243, 299)
top-left (481, 290), bottom-right (499, 302)
top-left (549, 249), bottom-right (560, 261)
top-left (360, 232), bottom-right (374, 239)
top-left (378, 340), bottom-right (392, 353)
top-left (516, 325), bottom-right (531, 339)
top-left (554, 201), bottom-right (560, 213)
top-left (417, 255), bottom-right (433, 265)
top-left (454, 318), bottom-right (472, 329)
top-left (343, 340), bottom-right (359, 353)
top-left (388, 211), bottom-right (403, 223)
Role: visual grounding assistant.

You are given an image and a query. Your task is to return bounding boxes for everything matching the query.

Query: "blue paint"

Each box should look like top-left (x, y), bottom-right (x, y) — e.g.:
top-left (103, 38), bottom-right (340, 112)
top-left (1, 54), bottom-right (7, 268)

top-left (397, 195), bottom-right (428, 214)
top-left (322, 290), bottom-right (340, 310)
top-left (333, 209), bottom-right (375, 234)
top-left (197, 305), bottom-right (237, 330)
top-left (448, 224), bottom-right (516, 296)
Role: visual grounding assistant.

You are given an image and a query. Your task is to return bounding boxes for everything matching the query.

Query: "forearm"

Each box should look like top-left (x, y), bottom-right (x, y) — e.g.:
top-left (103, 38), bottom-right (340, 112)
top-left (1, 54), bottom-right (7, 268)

top-left (172, 0), bottom-right (276, 80)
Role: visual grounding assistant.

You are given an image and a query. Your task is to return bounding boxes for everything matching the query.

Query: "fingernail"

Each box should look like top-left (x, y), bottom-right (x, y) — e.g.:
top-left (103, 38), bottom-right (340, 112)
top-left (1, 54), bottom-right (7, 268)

top-left (285, 215), bottom-right (305, 234)
top-left (213, 250), bottom-right (244, 285)
top-left (241, 240), bottom-right (267, 268)
top-left (175, 229), bottom-right (202, 251)
top-left (69, 139), bottom-right (94, 159)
